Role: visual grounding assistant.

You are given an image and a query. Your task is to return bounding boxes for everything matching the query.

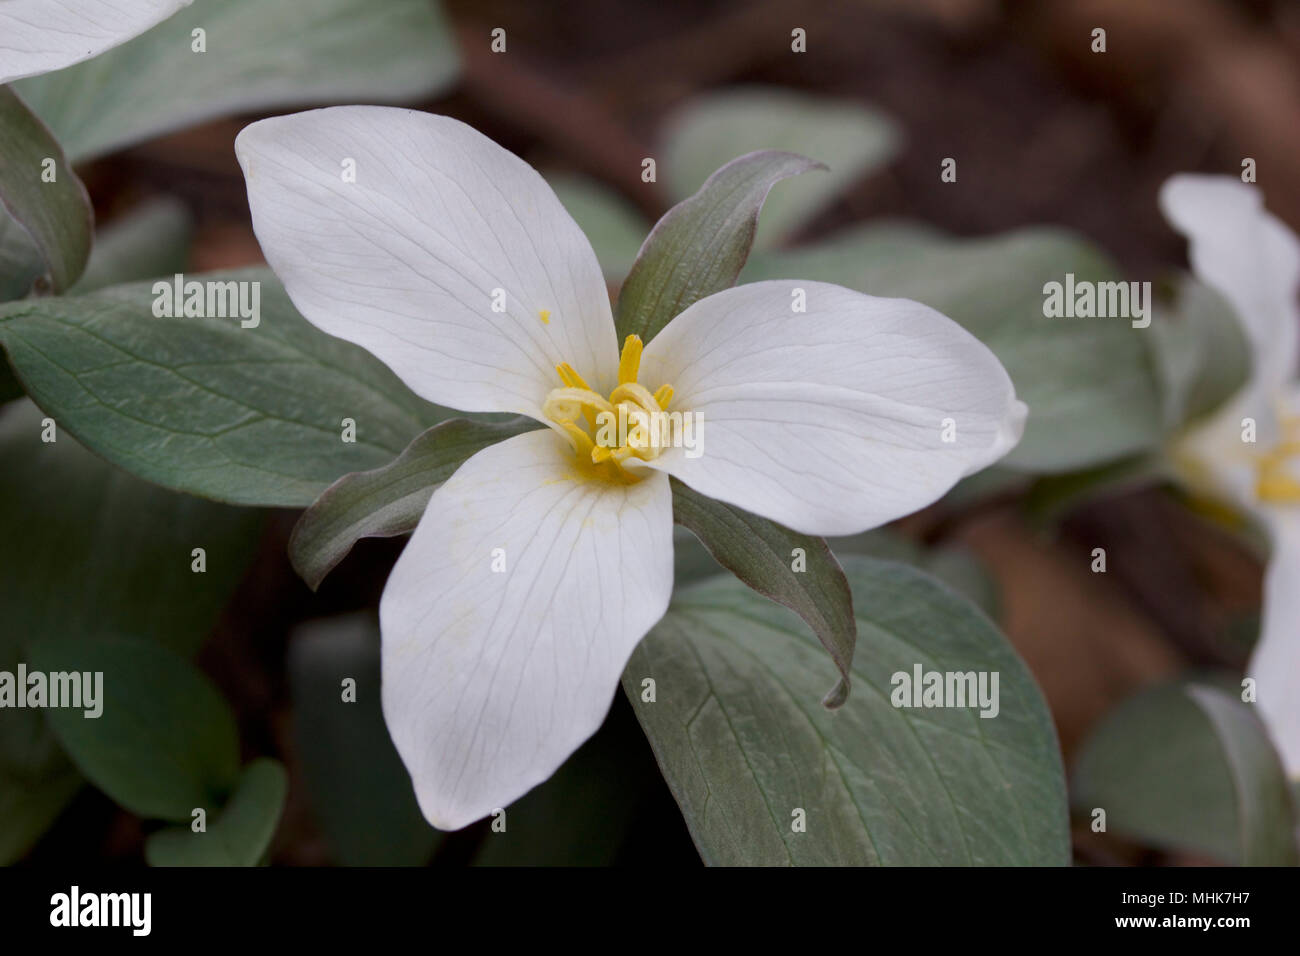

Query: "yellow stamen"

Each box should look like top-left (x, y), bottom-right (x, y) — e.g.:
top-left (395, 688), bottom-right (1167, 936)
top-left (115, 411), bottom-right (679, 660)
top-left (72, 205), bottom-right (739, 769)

top-left (1257, 440), bottom-right (1300, 503)
top-left (555, 362), bottom-right (591, 391)
top-left (1253, 411), bottom-right (1300, 504)
top-left (609, 382), bottom-right (662, 415)
top-left (557, 421), bottom-right (594, 456)
top-left (539, 309), bottom-right (551, 325)
top-left (542, 386), bottom-right (614, 437)
top-left (618, 335), bottom-right (643, 385)
top-left (545, 337), bottom-right (680, 482)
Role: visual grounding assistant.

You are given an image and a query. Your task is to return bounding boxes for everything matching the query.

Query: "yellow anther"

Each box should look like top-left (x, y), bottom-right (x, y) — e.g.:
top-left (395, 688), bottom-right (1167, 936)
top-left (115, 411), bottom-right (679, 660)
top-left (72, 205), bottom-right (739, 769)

top-left (546, 347), bottom-right (676, 482)
top-left (618, 335), bottom-right (643, 386)
top-left (539, 309), bottom-right (551, 325)
top-left (1257, 440), bottom-right (1300, 504)
top-left (1257, 473), bottom-right (1300, 503)
top-left (555, 362), bottom-right (591, 391)
top-left (542, 388), bottom-right (615, 437)
top-left (609, 382), bottom-right (662, 415)
top-left (557, 421), bottom-right (594, 457)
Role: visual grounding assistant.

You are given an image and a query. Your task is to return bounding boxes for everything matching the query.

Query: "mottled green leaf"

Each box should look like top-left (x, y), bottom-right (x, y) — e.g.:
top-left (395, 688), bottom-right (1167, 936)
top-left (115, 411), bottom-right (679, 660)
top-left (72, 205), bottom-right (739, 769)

top-left (31, 635), bottom-right (242, 823)
top-left (615, 150), bottom-right (823, 344)
top-left (0, 767), bottom-right (81, 866)
top-left (16, 0), bottom-right (461, 162)
top-left (0, 87), bottom-right (92, 293)
top-left (0, 269), bottom-right (449, 506)
top-left (828, 528), bottom-right (1000, 618)
top-left (1147, 275), bottom-right (1251, 431)
top-left (0, 202), bottom-right (44, 304)
top-left (670, 478), bottom-right (855, 708)
top-left (0, 401), bottom-right (261, 655)
top-left (1073, 681), bottom-right (1299, 865)
top-left (673, 526), bottom-right (722, 587)
top-left (72, 197), bottom-right (194, 294)
top-left (626, 555), bottom-right (1068, 865)
top-left (290, 417), bottom-right (538, 590)
top-left (0, 399), bottom-right (260, 861)
top-left (145, 759), bottom-right (288, 866)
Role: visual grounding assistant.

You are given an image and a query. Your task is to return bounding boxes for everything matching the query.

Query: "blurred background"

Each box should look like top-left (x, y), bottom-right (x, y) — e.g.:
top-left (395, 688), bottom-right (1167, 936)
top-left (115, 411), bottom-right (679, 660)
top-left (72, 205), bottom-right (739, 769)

top-left (12, 0), bottom-right (1300, 866)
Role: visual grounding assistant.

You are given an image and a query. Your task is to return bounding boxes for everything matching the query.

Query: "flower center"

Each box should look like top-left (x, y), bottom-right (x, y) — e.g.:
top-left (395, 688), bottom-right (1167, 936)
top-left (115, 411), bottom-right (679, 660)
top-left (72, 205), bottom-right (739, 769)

top-left (1256, 414), bottom-right (1300, 505)
top-left (543, 334), bottom-right (674, 482)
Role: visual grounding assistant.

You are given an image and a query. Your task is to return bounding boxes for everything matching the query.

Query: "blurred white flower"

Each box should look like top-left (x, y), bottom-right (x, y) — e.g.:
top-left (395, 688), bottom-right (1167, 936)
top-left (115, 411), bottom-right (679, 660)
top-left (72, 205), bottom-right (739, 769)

top-left (1161, 174), bottom-right (1300, 776)
top-left (0, 0), bottom-right (191, 85)
top-left (237, 106), bottom-right (1026, 828)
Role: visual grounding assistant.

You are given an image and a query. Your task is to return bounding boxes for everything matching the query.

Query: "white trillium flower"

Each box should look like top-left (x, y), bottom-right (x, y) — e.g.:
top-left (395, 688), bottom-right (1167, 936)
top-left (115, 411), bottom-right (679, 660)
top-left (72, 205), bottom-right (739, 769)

top-left (0, 0), bottom-right (192, 85)
top-left (236, 106), bottom-right (1027, 829)
top-left (1160, 174), bottom-right (1300, 776)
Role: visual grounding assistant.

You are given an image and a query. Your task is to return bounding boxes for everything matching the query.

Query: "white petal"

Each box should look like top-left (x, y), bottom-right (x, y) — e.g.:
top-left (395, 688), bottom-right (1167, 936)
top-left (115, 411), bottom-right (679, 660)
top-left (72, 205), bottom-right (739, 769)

top-left (380, 430), bottom-right (673, 829)
top-left (236, 107), bottom-right (619, 419)
top-left (1250, 511), bottom-right (1300, 778)
top-left (1160, 175), bottom-right (1300, 410)
top-left (0, 0), bottom-right (190, 84)
top-left (637, 281), bottom-right (1025, 535)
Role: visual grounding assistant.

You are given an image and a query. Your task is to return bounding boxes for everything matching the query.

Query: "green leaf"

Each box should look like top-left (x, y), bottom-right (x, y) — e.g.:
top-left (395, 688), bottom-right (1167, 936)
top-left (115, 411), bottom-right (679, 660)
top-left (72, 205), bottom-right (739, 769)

top-left (30, 635), bottom-right (242, 823)
top-left (145, 759), bottom-right (288, 867)
top-left (0, 201), bottom-right (45, 303)
top-left (663, 87), bottom-right (900, 249)
top-left (0, 399), bottom-right (260, 861)
top-left (71, 197), bottom-right (194, 294)
top-left (745, 224), bottom-right (1164, 472)
top-left (290, 417), bottom-right (538, 590)
top-left (3, 198), bottom-right (193, 405)
top-left (626, 555), bottom-right (1069, 865)
top-left (15, 0), bottom-right (461, 163)
top-left (0, 87), bottom-right (92, 293)
top-left (673, 526), bottom-right (722, 586)
top-left (1146, 275), bottom-right (1251, 431)
top-left (670, 478), bottom-right (856, 708)
top-left (288, 615), bottom-right (438, 866)
top-left (614, 150), bottom-right (823, 344)
top-left (0, 269), bottom-right (450, 506)
top-left (550, 173), bottom-right (648, 281)
top-left (0, 401), bottom-right (262, 656)
top-left (918, 549), bottom-right (1001, 621)
top-left (1073, 681), bottom-right (1299, 865)
top-left (828, 529), bottom-right (1000, 618)
top-left (0, 767), bottom-right (81, 866)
